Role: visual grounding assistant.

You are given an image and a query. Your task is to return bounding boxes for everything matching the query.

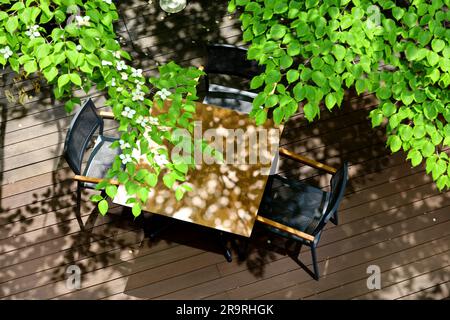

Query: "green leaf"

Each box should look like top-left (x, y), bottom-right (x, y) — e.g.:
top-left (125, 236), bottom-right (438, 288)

top-left (311, 71), bottom-right (326, 87)
top-left (403, 12), bottom-right (417, 28)
top-left (69, 73), bottom-right (82, 86)
top-left (376, 86), bottom-right (391, 100)
top-left (266, 69), bottom-right (281, 84)
top-left (58, 74), bottom-right (70, 88)
top-left (250, 75), bottom-right (264, 89)
top-left (5, 16), bottom-right (19, 34)
top-left (286, 69), bottom-right (299, 83)
top-left (273, 106), bottom-right (285, 124)
top-left (269, 24), bottom-right (287, 40)
top-left (287, 41), bottom-right (301, 56)
top-left (132, 203), bottom-right (141, 217)
top-left (138, 187), bottom-right (149, 203)
top-left (413, 125), bottom-right (426, 139)
top-left (389, 135), bottom-right (402, 153)
top-left (90, 194), bottom-right (103, 202)
top-left (382, 102), bottom-right (396, 117)
top-left (436, 175), bottom-right (448, 191)
top-left (43, 67), bottom-right (58, 82)
top-left (424, 104), bottom-right (437, 120)
top-left (175, 187), bottom-right (184, 201)
top-left (105, 185), bottom-right (117, 199)
top-left (325, 93), bottom-right (336, 110)
top-left (98, 199), bottom-right (108, 216)
top-left (405, 44), bottom-right (418, 61)
top-left (392, 7), bottom-right (405, 21)
top-left (80, 37), bottom-right (96, 52)
top-left (280, 54), bottom-right (293, 69)
top-left (431, 39), bottom-right (445, 53)
top-left (421, 140), bottom-right (435, 157)
top-left (426, 51), bottom-right (439, 66)
top-left (24, 60), bottom-right (37, 74)
top-left (145, 173), bottom-right (157, 187)
top-left (332, 45), bottom-right (346, 61)
top-left (304, 103), bottom-right (319, 121)
top-left (255, 109), bottom-right (267, 125)
top-left (407, 149), bottom-right (422, 167)
top-left (311, 57), bottom-right (324, 70)
top-left (370, 109), bottom-right (383, 127)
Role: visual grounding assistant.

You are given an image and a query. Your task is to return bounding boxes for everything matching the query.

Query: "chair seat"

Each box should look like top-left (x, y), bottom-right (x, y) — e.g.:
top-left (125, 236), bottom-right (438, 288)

top-left (259, 175), bottom-right (330, 242)
top-left (203, 84), bottom-right (256, 114)
top-left (83, 136), bottom-right (120, 189)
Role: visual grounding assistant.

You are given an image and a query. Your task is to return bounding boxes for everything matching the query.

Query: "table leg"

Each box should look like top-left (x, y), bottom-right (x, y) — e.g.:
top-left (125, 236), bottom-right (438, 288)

top-left (217, 232), bottom-right (232, 263)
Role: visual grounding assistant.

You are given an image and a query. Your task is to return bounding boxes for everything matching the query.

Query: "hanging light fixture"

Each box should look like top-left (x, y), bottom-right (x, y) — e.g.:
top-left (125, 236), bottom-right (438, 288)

top-left (159, 0), bottom-right (187, 13)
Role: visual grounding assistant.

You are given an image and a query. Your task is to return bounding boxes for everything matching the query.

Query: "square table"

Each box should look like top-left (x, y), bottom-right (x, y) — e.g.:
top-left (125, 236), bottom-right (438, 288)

top-left (113, 101), bottom-right (283, 238)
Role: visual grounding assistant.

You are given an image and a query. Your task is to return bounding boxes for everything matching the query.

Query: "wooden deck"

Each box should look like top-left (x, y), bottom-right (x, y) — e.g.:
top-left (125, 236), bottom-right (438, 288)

top-left (0, 0), bottom-right (449, 300)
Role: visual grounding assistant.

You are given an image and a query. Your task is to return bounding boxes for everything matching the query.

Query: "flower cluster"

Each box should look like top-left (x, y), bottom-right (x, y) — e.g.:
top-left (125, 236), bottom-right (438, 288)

top-left (0, 46), bottom-right (13, 59)
top-left (116, 60), bottom-right (127, 71)
top-left (119, 139), bottom-right (131, 150)
top-left (119, 153), bottom-right (133, 165)
top-left (103, 0), bottom-right (113, 4)
top-left (131, 82), bottom-right (145, 101)
top-left (135, 115), bottom-right (149, 127)
top-left (155, 88), bottom-right (171, 100)
top-left (121, 106), bottom-right (136, 119)
top-left (75, 16), bottom-right (90, 27)
top-left (25, 25), bottom-right (40, 39)
top-left (154, 153), bottom-right (169, 167)
top-left (131, 67), bottom-right (143, 78)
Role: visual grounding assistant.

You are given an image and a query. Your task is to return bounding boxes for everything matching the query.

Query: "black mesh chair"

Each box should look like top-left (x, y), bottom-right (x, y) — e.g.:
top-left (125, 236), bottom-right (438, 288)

top-left (203, 44), bottom-right (264, 113)
top-left (256, 148), bottom-right (349, 280)
top-left (63, 98), bottom-right (120, 227)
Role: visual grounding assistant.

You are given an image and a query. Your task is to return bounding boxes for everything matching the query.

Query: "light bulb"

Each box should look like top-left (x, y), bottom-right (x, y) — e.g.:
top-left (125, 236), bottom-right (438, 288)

top-left (159, 0), bottom-right (187, 13)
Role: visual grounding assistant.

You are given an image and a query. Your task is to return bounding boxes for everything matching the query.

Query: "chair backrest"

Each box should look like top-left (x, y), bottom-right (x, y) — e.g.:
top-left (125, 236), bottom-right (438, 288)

top-left (63, 99), bottom-right (103, 175)
top-left (312, 162), bottom-right (349, 235)
top-left (205, 44), bottom-right (264, 80)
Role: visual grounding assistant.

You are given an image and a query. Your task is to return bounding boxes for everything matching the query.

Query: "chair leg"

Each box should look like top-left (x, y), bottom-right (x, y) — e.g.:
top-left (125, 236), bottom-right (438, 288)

top-left (311, 245), bottom-right (320, 281)
top-left (217, 232), bottom-right (232, 263)
top-left (330, 211), bottom-right (339, 225)
top-left (75, 182), bottom-right (85, 231)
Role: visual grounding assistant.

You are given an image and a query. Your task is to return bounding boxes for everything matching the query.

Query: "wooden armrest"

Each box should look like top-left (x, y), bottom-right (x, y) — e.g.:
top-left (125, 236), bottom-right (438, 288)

top-left (99, 111), bottom-right (115, 119)
top-left (73, 175), bottom-right (119, 186)
top-left (279, 147), bottom-right (337, 174)
top-left (256, 215), bottom-right (315, 242)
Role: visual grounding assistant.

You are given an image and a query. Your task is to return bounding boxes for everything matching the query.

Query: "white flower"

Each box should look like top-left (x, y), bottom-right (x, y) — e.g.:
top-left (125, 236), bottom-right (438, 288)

top-left (75, 15), bottom-right (90, 27)
top-left (119, 139), bottom-right (131, 149)
top-left (155, 88), bottom-right (171, 100)
top-left (111, 78), bottom-right (116, 87)
top-left (101, 60), bottom-right (113, 66)
top-left (131, 67), bottom-right (143, 78)
top-left (117, 87), bottom-right (123, 92)
top-left (103, 0), bottom-right (112, 4)
top-left (132, 90), bottom-right (145, 102)
top-left (119, 153), bottom-right (133, 165)
top-left (25, 25), bottom-right (40, 39)
top-left (113, 51), bottom-right (121, 59)
top-left (121, 106), bottom-right (136, 119)
top-left (135, 115), bottom-right (149, 127)
top-left (154, 154), bottom-right (169, 167)
top-left (121, 72), bottom-right (128, 80)
top-left (148, 116), bottom-right (159, 125)
top-left (0, 46), bottom-right (13, 59)
top-left (134, 79), bottom-right (145, 86)
top-left (116, 60), bottom-right (127, 71)
top-left (76, 45), bottom-right (82, 51)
